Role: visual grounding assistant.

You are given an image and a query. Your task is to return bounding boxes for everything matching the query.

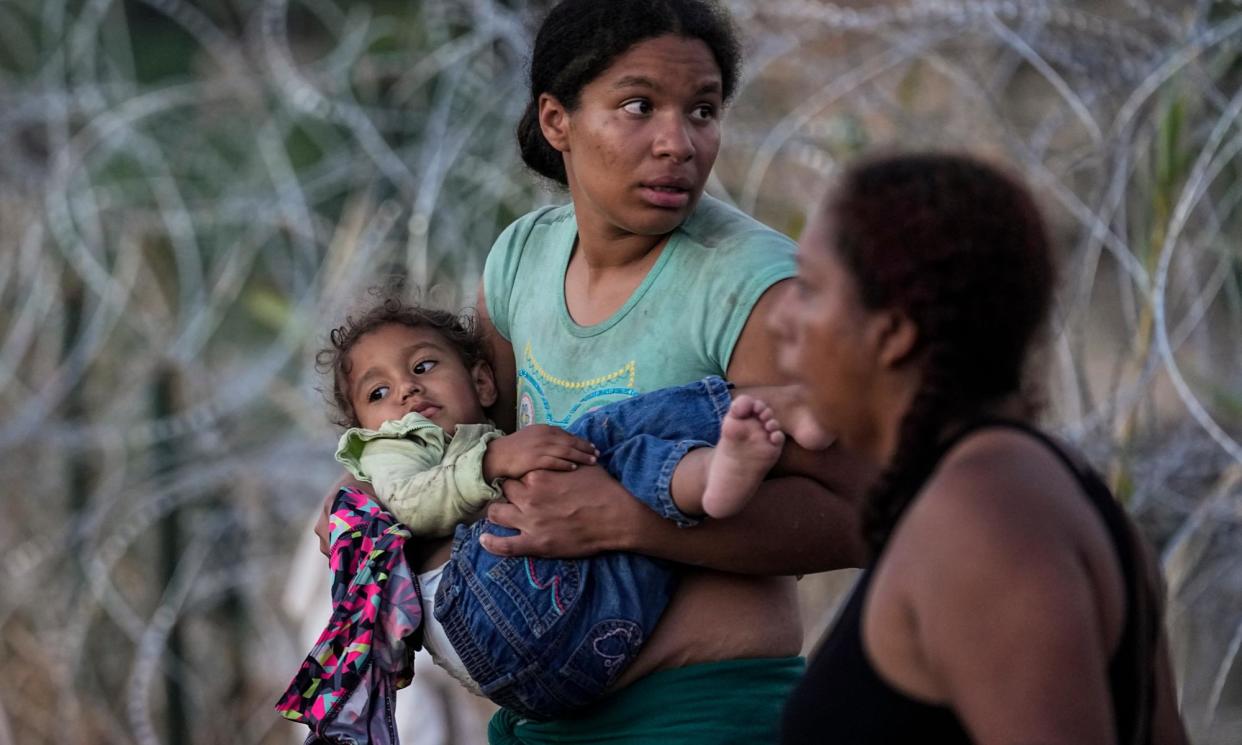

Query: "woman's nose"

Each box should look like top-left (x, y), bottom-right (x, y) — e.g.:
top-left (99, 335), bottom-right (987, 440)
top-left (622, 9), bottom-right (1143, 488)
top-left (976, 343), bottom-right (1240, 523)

top-left (653, 115), bottom-right (694, 161)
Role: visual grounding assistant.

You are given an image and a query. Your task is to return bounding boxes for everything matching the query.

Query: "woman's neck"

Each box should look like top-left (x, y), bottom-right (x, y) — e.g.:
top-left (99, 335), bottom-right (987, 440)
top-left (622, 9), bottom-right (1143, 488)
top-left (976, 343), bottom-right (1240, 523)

top-left (925, 395), bottom-right (1031, 456)
top-left (574, 221), bottom-right (671, 271)
top-left (563, 230), bottom-right (670, 326)
top-left (874, 383), bottom-right (1028, 466)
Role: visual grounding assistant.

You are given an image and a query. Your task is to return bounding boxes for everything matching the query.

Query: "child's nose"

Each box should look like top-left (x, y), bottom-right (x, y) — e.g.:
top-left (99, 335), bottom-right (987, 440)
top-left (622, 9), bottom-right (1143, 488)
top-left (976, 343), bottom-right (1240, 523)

top-left (399, 379), bottom-right (421, 400)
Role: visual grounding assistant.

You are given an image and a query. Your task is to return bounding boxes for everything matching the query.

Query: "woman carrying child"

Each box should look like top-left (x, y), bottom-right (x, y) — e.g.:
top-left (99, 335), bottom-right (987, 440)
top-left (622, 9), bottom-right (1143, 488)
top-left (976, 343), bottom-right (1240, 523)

top-left (310, 0), bottom-right (863, 741)
top-left (464, 0), bottom-right (863, 740)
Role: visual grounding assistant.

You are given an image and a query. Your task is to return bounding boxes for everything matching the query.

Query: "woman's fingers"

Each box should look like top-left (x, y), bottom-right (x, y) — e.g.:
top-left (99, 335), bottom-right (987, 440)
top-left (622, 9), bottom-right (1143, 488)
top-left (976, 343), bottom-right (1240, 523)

top-left (557, 444), bottom-right (596, 465)
top-left (479, 530), bottom-right (529, 556)
top-left (539, 456), bottom-right (579, 471)
top-left (572, 435), bottom-right (600, 456)
top-left (545, 431), bottom-right (597, 456)
top-left (486, 499), bottom-right (523, 528)
top-left (480, 499), bottom-right (535, 556)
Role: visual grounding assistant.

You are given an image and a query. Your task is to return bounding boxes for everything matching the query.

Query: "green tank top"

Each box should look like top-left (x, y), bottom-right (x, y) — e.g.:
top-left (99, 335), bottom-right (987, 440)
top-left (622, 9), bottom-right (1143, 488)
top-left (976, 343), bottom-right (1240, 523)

top-left (483, 195), bottom-right (796, 427)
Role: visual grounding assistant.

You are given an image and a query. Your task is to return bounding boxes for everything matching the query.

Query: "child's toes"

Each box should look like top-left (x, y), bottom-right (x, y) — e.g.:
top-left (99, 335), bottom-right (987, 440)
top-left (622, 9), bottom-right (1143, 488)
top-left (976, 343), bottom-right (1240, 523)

top-left (730, 395), bottom-right (758, 419)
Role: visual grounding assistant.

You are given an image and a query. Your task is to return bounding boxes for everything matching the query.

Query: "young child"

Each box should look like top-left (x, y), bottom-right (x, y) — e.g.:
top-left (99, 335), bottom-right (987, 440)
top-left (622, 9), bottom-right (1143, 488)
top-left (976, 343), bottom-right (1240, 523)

top-left (315, 299), bottom-right (824, 720)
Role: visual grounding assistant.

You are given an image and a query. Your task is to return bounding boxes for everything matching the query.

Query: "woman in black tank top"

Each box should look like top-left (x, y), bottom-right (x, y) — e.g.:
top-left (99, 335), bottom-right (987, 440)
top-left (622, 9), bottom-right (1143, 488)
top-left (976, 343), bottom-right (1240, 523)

top-left (768, 154), bottom-right (1187, 744)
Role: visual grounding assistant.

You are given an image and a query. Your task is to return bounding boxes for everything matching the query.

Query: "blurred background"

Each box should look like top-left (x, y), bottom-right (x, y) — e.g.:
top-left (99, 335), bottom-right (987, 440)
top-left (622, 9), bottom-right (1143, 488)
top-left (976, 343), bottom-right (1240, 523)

top-left (1, 0), bottom-right (1240, 743)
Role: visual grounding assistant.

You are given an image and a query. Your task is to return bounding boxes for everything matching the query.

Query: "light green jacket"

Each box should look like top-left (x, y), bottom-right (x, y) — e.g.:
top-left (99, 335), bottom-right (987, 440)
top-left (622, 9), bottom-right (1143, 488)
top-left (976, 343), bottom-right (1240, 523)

top-left (335, 412), bottom-right (504, 537)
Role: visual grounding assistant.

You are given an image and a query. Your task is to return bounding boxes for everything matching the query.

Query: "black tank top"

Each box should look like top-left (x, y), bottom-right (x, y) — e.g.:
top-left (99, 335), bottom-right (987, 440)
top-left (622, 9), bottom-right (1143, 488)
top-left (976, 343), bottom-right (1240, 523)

top-left (781, 420), bottom-right (1155, 745)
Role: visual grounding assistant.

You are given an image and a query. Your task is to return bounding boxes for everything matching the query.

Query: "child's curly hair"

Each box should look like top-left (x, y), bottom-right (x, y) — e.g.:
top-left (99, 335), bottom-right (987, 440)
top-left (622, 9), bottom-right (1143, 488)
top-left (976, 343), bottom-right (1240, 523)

top-left (316, 298), bottom-right (488, 427)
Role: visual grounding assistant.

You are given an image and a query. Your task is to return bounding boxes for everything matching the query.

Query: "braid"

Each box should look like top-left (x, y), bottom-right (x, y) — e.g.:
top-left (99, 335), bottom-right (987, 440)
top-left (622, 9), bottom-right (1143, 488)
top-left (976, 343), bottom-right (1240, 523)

top-left (863, 346), bottom-right (973, 554)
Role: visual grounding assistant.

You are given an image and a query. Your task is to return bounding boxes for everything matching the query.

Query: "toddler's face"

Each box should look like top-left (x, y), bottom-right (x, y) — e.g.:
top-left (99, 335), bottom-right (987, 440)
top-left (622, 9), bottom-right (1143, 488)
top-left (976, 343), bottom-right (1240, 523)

top-left (345, 323), bottom-right (491, 432)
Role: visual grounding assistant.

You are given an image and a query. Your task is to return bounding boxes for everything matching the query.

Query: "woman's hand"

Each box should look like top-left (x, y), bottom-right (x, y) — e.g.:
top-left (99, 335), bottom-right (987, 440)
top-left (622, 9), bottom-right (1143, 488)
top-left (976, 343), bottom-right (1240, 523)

top-left (480, 466), bottom-right (656, 558)
top-left (314, 475), bottom-right (374, 556)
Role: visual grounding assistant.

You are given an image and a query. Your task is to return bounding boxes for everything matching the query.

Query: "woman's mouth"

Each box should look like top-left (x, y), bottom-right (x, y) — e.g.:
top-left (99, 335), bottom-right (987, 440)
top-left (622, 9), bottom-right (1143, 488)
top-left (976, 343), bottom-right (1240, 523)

top-left (639, 184), bottom-right (692, 209)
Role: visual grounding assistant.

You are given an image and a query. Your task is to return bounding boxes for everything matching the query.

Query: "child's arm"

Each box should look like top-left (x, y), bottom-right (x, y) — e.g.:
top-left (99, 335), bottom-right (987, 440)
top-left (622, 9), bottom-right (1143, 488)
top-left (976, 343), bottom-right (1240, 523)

top-left (481, 424), bottom-right (599, 481)
top-left (338, 415), bottom-right (500, 536)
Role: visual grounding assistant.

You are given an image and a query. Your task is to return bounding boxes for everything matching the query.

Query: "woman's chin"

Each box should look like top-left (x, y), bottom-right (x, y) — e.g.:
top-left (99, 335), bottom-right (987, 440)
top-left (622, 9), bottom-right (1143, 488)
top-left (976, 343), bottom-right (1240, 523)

top-left (624, 203), bottom-right (698, 236)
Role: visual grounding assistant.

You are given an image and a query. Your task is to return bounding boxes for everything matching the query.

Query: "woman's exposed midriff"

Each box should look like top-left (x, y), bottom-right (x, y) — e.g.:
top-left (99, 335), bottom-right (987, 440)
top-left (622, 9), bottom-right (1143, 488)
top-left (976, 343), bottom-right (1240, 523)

top-left (611, 569), bottom-right (803, 690)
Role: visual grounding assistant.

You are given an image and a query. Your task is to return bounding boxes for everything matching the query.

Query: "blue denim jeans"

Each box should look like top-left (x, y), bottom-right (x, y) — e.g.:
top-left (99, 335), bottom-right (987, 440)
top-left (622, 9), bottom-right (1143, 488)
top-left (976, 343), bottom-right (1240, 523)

top-left (434, 376), bottom-right (734, 720)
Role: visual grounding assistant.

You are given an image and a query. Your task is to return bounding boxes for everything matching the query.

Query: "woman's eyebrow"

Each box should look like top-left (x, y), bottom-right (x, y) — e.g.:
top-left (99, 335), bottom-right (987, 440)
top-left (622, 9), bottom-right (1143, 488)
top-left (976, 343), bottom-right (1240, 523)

top-left (610, 76), bottom-right (722, 98)
top-left (612, 75), bottom-right (657, 91)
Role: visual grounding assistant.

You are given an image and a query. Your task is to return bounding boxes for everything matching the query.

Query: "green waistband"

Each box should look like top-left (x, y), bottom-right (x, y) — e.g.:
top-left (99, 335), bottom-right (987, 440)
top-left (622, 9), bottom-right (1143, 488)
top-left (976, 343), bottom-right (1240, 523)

top-left (488, 656), bottom-right (805, 745)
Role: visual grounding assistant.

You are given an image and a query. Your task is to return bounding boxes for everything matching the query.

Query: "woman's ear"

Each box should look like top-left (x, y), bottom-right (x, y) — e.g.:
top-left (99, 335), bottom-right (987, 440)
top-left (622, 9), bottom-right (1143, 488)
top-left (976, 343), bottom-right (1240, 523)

top-left (538, 93), bottom-right (571, 153)
top-left (472, 360), bottom-right (499, 408)
top-left (872, 310), bottom-right (919, 369)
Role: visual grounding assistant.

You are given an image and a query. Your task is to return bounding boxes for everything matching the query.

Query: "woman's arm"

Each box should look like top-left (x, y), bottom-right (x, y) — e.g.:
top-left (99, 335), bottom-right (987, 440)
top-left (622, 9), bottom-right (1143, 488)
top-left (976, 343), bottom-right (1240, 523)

top-left (909, 481), bottom-right (1115, 743)
top-left (481, 281), bottom-right (868, 571)
top-left (483, 468), bottom-right (860, 574)
top-left (478, 282), bottom-right (517, 433)
top-left (890, 436), bottom-right (1173, 745)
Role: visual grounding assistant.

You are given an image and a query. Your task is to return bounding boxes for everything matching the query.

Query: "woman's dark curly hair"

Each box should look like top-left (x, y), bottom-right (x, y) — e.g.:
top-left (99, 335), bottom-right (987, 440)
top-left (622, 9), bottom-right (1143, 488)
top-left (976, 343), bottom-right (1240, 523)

top-left (316, 298), bottom-right (488, 428)
top-left (825, 153), bottom-right (1056, 556)
top-left (517, 0), bottom-right (742, 185)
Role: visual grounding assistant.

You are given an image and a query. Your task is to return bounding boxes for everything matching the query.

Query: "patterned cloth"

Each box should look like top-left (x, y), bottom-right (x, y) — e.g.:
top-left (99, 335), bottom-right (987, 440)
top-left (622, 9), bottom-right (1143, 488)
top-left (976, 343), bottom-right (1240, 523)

top-left (276, 488), bottom-right (423, 744)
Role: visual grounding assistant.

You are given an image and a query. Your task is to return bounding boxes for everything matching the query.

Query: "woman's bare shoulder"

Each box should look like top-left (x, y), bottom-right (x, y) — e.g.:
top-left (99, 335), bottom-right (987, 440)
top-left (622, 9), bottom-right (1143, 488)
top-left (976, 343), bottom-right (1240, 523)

top-left (894, 428), bottom-right (1099, 577)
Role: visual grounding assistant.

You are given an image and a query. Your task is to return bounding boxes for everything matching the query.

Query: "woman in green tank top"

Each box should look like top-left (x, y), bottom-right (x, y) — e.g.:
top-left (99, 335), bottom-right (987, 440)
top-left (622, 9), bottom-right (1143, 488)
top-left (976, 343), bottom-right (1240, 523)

top-left (469, 1), bottom-right (868, 742)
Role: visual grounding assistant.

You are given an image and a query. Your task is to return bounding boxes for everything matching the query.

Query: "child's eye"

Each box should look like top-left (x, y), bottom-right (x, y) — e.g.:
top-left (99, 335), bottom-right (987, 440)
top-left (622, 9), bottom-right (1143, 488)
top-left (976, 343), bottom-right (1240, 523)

top-left (413, 360), bottom-right (437, 375)
top-left (368, 385), bottom-right (389, 402)
top-left (621, 99), bottom-right (652, 116)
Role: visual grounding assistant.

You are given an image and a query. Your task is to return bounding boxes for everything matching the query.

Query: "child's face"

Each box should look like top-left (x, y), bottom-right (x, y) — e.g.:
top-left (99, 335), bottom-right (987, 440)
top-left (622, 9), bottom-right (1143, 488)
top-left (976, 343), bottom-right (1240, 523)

top-left (345, 323), bottom-right (496, 432)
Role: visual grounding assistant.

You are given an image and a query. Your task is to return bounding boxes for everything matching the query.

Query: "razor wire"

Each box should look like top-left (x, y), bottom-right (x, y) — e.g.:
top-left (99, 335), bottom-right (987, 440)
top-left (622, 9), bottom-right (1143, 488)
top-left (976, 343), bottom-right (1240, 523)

top-left (0, 1), bottom-right (1239, 743)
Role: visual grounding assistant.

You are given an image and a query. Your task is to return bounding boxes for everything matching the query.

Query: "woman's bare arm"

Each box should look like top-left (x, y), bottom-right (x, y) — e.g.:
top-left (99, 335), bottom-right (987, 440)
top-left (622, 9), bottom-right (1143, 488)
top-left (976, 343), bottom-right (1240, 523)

top-left (893, 438), bottom-right (1162, 745)
top-left (478, 282), bottom-right (517, 433)
top-left (483, 467), bottom-right (860, 573)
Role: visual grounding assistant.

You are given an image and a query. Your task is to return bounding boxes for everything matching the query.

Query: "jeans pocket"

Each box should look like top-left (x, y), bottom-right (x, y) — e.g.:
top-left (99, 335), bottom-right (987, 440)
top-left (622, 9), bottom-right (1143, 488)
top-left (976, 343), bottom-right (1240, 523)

top-left (557, 618), bottom-right (645, 697)
top-left (485, 556), bottom-right (581, 639)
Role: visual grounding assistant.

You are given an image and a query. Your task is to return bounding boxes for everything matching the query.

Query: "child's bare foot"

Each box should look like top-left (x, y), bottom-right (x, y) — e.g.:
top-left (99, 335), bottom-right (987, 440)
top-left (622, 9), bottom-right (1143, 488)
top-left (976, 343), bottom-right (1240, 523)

top-left (701, 395), bottom-right (785, 519)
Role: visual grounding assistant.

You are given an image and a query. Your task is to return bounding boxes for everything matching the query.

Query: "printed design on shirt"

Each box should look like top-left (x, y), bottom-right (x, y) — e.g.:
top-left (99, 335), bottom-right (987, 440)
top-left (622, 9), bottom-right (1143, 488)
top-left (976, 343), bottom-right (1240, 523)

top-left (516, 342), bottom-right (638, 427)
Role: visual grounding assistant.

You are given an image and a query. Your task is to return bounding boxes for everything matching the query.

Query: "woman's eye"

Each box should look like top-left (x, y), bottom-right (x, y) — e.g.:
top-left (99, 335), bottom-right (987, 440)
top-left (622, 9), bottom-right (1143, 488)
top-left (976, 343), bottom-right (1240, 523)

top-left (413, 360), bottom-right (437, 375)
top-left (368, 385), bottom-right (389, 402)
top-left (691, 104), bottom-right (716, 122)
top-left (621, 99), bottom-right (652, 115)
